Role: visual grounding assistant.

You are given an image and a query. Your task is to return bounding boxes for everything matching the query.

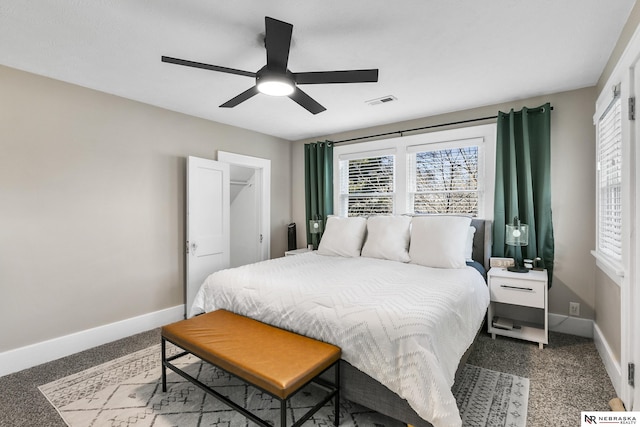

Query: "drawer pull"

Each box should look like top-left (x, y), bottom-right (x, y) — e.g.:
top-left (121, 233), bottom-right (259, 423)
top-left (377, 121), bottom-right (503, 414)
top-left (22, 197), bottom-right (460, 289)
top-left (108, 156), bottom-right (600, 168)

top-left (500, 284), bottom-right (533, 292)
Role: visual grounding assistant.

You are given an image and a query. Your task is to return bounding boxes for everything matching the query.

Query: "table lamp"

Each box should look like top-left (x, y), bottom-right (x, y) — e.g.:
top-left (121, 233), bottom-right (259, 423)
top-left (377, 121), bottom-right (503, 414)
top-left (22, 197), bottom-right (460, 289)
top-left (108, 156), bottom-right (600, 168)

top-left (506, 216), bottom-right (529, 273)
top-left (309, 219), bottom-right (323, 249)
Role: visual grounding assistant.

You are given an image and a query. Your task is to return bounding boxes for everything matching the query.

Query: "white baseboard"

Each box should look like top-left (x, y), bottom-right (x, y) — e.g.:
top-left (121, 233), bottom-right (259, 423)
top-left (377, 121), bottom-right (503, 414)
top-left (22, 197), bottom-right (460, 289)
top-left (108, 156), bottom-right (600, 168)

top-left (593, 322), bottom-right (622, 397)
top-left (548, 313), bottom-right (594, 338)
top-left (0, 305), bottom-right (184, 378)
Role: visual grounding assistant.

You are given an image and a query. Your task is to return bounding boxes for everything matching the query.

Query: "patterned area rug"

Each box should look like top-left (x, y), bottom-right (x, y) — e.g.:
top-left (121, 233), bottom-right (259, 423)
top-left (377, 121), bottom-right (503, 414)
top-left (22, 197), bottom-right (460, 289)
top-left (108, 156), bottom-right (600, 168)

top-left (453, 365), bottom-right (529, 427)
top-left (39, 344), bottom-right (528, 427)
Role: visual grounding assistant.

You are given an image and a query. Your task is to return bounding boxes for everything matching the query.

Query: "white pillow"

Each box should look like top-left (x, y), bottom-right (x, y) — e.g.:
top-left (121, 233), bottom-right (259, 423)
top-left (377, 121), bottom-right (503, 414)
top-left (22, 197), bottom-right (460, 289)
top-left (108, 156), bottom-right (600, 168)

top-left (317, 216), bottom-right (367, 257)
top-left (361, 216), bottom-right (411, 262)
top-left (466, 226), bottom-right (477, 262)
top-left (409, 216), bottom-right (472, 268)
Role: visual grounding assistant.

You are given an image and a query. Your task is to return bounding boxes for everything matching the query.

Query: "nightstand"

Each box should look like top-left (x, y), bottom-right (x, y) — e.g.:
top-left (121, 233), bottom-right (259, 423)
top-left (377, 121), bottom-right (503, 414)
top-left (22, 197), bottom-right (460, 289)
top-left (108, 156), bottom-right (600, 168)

top-left (487, 267), bottom-right (548, 349)
top-left (284, 248), bottom-right (312, 256)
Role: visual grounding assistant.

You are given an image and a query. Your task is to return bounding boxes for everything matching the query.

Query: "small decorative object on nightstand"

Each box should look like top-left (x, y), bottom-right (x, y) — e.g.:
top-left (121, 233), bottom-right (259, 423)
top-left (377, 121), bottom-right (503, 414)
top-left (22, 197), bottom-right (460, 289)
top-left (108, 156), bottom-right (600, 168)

top-left (487, 267), bottom-right (548, 349)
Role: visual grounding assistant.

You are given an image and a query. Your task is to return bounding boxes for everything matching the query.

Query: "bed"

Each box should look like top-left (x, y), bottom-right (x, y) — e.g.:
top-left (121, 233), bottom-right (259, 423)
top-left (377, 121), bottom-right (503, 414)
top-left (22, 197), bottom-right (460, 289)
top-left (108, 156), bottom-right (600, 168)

top-left (191, 215), bottom-right (491, 427)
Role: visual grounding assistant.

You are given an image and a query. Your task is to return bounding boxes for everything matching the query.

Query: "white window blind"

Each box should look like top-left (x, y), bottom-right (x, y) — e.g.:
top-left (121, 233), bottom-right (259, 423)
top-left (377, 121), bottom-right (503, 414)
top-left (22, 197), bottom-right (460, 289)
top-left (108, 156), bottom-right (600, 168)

top-left (597, 96), bottom-right (622, 261)
top-left (339, 154), bottom-right (395, 216)
top-left (408, 145), bottom-right (480, 216)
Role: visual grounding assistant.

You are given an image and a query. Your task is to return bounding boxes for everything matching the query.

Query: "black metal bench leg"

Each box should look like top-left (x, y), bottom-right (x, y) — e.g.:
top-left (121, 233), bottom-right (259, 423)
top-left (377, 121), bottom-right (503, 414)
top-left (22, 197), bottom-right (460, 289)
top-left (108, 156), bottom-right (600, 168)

top-left (334, 362), bottom-right (340, 426)
top-left (161, 338), bottom-right (167, 392)
top-left (281, 398), bottom-right (287, 427)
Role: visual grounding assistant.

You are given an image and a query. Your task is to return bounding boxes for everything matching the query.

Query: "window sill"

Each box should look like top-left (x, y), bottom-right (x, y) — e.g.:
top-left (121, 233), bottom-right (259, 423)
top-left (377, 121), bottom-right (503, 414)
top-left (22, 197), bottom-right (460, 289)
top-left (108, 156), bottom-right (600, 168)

top-left (590, 250), bottom-right (624, 287)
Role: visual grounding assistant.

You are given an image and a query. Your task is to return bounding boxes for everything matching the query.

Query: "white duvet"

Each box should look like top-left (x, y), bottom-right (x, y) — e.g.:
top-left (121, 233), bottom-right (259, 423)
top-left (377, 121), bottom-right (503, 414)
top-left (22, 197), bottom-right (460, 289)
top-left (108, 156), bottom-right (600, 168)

top-left (191, 252), bottom-right (489, 427)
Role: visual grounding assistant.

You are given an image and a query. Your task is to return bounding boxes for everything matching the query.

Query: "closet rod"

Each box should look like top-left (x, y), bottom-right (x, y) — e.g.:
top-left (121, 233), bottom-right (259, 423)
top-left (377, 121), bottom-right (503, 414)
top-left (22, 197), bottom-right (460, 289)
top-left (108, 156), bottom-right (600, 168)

top-left (333, 106), bottom-right (553, 144)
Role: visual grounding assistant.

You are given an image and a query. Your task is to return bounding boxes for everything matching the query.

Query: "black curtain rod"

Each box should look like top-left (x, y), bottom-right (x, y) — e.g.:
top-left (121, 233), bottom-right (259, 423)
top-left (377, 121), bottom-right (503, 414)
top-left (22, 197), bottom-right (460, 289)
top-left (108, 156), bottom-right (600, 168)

top-left (333, 106), bottom-right (553, 145)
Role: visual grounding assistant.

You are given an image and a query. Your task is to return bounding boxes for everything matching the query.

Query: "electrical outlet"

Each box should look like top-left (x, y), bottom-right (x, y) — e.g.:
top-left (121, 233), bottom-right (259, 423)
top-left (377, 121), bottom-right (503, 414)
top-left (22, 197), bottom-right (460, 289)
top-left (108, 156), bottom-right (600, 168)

top-left (569, 302), bottom-right (580, 317)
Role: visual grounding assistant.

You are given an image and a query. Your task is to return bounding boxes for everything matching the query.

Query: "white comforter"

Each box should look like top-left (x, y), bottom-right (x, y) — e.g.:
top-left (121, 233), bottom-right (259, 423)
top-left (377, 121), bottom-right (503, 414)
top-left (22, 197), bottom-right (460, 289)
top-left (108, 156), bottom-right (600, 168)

top-left (191, 252), bottom-right (489, 427)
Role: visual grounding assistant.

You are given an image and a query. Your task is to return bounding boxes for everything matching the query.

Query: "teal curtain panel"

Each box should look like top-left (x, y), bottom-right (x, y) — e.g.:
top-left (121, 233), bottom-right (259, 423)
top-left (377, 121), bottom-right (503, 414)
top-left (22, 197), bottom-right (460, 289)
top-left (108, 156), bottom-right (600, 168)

top-left (304, 141), bottom-right (334, 249)
top-left (493, 103), bottom-right (555, 285)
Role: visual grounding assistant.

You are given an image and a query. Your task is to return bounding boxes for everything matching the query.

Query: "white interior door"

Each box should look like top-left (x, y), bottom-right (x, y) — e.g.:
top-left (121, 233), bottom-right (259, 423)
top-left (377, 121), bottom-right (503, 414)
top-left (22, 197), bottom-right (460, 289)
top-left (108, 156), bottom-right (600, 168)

top-left (186, 156), bottom-right (230, 317)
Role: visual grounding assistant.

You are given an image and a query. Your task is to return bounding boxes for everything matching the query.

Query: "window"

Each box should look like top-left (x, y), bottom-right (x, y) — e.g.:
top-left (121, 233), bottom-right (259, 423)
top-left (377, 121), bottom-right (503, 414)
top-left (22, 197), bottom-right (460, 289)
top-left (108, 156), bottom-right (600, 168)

top-left (408, 144), bottom-right (479, 216)
top-left (596, 95), bottom-right (622, 262)
top-left (333, 124), bottom-right (495, 219)
top-left (339, 153), bottom-right (395, 217)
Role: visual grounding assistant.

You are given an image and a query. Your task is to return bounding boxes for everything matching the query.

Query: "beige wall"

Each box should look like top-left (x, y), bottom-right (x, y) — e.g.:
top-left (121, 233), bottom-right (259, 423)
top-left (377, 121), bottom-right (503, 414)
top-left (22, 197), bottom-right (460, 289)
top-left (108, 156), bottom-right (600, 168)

top-left (0, 65), bottom-right (292, 352)
top-left (293, 87), bottom-right (597, 320)
top-left (595, 269), bottom-right (622, 363)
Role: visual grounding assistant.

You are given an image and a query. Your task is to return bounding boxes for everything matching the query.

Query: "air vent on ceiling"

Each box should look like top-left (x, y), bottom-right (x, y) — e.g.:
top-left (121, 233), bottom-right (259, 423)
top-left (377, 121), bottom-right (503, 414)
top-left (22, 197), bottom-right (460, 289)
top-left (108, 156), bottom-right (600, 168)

top-left (366, 95), bottom-right (397, 106)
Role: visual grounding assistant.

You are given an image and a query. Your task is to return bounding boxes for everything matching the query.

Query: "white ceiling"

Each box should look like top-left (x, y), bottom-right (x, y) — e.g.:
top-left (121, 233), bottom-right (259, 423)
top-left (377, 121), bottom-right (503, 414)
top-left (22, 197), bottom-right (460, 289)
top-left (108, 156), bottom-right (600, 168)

top-left (0, 1), bottom-right (635, 141)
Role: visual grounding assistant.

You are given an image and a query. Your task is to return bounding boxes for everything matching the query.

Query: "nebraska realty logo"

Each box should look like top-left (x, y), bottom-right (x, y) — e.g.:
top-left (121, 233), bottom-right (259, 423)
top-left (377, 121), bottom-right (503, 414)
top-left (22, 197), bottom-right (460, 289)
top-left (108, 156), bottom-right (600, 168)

top-left (582, 412), bottom-right (640, 425)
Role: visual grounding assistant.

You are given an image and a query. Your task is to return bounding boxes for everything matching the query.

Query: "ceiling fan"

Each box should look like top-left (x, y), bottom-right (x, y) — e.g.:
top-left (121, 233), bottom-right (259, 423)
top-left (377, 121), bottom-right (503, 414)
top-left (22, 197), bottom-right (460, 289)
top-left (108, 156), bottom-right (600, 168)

top-left (161, 16), bottom-right (379, 114)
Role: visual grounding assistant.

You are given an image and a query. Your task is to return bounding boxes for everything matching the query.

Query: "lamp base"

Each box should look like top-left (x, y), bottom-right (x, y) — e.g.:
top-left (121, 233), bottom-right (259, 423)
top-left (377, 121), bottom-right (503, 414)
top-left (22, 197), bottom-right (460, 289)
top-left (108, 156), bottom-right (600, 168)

top-left (507, 265), bottom-right (530, 273)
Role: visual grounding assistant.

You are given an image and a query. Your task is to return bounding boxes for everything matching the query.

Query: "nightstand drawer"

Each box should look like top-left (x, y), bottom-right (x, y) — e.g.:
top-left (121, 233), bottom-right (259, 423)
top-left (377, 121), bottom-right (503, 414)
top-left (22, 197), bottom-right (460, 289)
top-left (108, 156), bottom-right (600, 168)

top-left (490, 276), bottom-right (545, 308)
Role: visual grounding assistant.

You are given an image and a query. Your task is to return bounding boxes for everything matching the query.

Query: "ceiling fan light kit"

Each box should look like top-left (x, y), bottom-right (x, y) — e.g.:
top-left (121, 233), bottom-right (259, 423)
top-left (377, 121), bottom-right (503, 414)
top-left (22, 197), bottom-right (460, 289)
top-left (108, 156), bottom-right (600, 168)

top-left (162, 16), bottom-right (379, 114)
top-left (256, 68), bottom-right (295, 96)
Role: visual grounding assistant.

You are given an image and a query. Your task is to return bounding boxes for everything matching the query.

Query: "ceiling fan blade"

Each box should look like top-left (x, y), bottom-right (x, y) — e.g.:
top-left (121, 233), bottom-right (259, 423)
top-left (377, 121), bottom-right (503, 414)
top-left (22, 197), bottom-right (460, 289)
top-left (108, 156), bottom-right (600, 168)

top-left (289, 88), bottom-right (326, 114)
top-left (162, 56), bottom-right (255, 78)
top-left (220, 86), bottom-right (260, 108)
top-left (265, 17), bottom-right (293, 73)
top-left (294, 69), bottom-right (379, 85)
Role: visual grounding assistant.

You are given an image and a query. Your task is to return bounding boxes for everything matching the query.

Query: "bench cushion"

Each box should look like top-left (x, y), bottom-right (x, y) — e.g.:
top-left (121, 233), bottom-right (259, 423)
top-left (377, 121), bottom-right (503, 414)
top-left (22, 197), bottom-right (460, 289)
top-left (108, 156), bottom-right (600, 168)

top-left (161, 309), bottom-right (341, 399)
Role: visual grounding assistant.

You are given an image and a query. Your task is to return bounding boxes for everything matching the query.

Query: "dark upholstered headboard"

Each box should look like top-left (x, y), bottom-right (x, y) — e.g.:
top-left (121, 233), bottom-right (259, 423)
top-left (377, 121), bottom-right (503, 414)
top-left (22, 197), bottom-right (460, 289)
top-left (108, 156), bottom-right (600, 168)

top-left (470, 218), bottom-right (492, 270)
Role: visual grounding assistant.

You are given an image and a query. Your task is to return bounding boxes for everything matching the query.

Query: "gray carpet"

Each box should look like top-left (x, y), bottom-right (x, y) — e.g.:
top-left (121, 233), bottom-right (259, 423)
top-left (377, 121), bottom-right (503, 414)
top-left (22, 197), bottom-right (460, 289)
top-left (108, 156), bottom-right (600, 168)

top-left (0, 329), bottom-right (616, 427)
top-left (466, 331), bottom-right (617, 426)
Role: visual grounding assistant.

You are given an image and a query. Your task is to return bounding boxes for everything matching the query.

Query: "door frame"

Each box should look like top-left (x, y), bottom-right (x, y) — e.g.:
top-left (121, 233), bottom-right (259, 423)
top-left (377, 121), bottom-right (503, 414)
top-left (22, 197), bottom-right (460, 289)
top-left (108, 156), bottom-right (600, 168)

top-left (632, 50), bottom-right (640, 413)
top-left (218, 151), bottom-right (271, 261)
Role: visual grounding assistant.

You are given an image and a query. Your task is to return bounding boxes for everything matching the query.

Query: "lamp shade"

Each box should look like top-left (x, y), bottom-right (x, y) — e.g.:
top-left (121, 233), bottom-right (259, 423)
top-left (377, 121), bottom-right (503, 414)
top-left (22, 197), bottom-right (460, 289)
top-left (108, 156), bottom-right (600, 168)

top-left (309, 219), bottom-right (324, 235)
top-left (506, 222), bottom-right (529, 246)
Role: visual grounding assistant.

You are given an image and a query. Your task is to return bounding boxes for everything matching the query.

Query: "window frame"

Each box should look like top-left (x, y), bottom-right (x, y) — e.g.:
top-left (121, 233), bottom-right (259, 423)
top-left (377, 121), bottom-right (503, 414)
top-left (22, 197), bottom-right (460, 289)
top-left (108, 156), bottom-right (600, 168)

top-left (333, 124), bottom-right (496, 219)
top-left (593, 85), bottom-right (627, 285)
top-left (338, 150), bottom-right (396, 217)
top-left (407, 137), bottom-right (484, 216)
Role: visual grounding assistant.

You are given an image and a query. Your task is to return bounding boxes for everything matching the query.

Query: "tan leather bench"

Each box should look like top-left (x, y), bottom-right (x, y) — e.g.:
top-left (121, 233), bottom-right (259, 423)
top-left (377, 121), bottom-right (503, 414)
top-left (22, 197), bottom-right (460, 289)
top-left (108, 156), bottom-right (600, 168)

top-left (161, 309), bottom-right (341, 427)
